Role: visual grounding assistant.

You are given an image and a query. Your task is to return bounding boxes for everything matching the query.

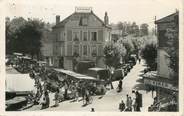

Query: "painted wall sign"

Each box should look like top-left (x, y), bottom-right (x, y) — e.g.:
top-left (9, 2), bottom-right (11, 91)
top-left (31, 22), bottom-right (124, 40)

top-left (144, 78), bottom-right (178, 91)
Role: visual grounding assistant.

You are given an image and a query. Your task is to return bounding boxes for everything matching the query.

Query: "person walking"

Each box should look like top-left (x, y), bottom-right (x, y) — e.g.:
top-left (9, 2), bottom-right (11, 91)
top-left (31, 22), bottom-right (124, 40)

top-left (53, 88), bottom-right (59, 107)
top-left (132, 90), bottom-right (137, 111)
top-left (85, 89), bottom-right (90, 105)
top-left (135, 91), bottom-right (141, 111)
top-left (41, 91), bottom-right (50, 109)
top-left (138, 58), bottom-right (141, 64)
top-left (119, 100), bottom-right (125, 112)
top-left (64, 81), bottom-right (68, 100)
top-left (128, 97), bottom-right (133, 111)
top-left (126, 94), bottom-right (129, 108)
top-left (117, 79), bottom-right (123, 92)
top-left (91, 108), bottom-right (95, 112)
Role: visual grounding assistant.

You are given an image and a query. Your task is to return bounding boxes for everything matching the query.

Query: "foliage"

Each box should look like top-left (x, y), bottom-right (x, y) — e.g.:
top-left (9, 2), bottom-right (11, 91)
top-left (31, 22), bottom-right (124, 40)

top-left (6, 17), bottom-right (26, 54)
top-left (115, 22), bottom-right (148, 38)
top-left (103, 42), bottom-right (126, 69)
top-left (140, 23), bottom-right (149, 36)
top-left (131, 22), bottom-right (139, 36)
top-left (6, 17), bottom-right (46, 59)
top-left (120, 38), bottom-right (135, 62)
top-left (141, 38), bottom-right (157, 70)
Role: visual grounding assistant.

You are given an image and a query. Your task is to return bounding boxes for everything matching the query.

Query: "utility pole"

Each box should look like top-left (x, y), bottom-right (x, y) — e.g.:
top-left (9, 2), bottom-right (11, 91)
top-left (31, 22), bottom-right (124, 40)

top-left (154, 16), bottom-right (157, 36)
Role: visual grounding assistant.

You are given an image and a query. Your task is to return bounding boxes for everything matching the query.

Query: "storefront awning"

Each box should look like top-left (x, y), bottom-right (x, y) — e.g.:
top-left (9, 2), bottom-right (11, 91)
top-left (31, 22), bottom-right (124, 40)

top-left (143, 71), bottom-right (178, 91)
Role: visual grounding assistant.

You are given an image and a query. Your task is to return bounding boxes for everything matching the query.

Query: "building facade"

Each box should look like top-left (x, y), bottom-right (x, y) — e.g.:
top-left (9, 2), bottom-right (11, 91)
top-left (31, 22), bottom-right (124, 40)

top-left (52, 7), bottom-right (111, 71)
top-left (149, 12), bottom-right (179, 111)
top-left (40, 25), bottom-right (54, 66)
top-left (156, 12), bottom-right (179, 81)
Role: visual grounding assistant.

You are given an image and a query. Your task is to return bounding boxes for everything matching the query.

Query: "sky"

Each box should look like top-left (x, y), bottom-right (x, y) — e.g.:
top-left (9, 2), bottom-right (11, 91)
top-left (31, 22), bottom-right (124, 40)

top-left (5, 0), bottom-right (181, 28)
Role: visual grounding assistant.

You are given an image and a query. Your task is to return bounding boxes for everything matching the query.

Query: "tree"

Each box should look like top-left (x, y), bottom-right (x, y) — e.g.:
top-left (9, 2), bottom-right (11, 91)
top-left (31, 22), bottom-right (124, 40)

top-left (120, 39), bottom-right (135, 62)
top-left (6, 17), bottom-right (45, 59)
top-left (103, 41), bottom-right (126, 88)
top-left (104, 42), bottom-right (126, 69)
top-left (6, 17), bottom-right (26, 54)
top-left (131, 22), bottom-right (139, 36)
top-left (141, 39), bottom-right (157, 70)
top-left (17, 19), bottom-right (44, 58)
top-left (140, 23), bottom-right (149, 36)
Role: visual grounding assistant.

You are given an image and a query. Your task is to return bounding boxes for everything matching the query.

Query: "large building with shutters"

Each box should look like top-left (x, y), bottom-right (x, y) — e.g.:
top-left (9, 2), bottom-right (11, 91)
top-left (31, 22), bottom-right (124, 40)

top-left (52, 7), bottom-right (111, 71)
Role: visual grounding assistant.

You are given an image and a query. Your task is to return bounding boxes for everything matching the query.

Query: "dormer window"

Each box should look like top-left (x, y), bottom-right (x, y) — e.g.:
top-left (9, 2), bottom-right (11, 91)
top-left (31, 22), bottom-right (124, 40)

top-left (79, 17), bottom-right (88, 26)
top-left (82, 18), bottom-right (88, 25)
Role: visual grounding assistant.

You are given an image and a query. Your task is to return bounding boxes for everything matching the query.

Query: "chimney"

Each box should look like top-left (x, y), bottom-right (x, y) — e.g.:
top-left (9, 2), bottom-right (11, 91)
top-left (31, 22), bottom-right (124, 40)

top-left (56, 15), bottom-right (60, 25)
top-left (104, 12), bottom-right (109, 25)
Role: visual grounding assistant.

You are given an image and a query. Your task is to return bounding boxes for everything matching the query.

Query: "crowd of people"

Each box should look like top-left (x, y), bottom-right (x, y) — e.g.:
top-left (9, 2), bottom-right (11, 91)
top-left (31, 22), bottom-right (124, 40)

top-left (29, 66), bottom-right (107, 109)
top-left (6, 55), bottom-right (107, 110)
top-left (7, 54), bottom-right (144, 111)
top-left (119, 90), bottom-right (142, 112)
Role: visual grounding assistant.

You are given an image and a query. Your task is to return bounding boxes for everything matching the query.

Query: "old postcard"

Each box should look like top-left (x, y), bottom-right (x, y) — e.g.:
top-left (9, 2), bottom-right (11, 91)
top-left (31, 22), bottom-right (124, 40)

top-left (0, 0), bottom-right (184, 115)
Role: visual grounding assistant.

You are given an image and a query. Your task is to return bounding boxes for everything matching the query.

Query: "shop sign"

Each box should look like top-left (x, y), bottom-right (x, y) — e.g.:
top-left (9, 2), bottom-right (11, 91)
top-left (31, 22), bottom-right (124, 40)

top-left (144, 78), bottom-right (178, 91)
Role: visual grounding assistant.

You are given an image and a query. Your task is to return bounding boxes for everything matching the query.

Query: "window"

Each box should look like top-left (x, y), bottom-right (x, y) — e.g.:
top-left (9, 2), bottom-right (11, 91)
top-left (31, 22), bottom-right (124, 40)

top-left (79, 17), bottom-right (88, 26)
top-left (82, 18), bottom-right (88, 25)
top-left (83, 45), bottom-right (87, 56)
top-left (91, 45), bottom-right (97, 57)
top-left (83, 31), bottom-right (87, 41)
top-left (91, 32), bottom-right (97, 41)
top-left (73, 45), bottom-right (79, 56)
top-left (73, 31), bottom-right (80, 41)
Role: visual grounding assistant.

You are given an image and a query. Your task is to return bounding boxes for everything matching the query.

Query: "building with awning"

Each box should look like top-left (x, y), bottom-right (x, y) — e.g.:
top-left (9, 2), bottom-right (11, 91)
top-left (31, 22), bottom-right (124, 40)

top-left (143, 71), bottom-right (178, 92)
top-left (144, 11), bottom-right (179, 111)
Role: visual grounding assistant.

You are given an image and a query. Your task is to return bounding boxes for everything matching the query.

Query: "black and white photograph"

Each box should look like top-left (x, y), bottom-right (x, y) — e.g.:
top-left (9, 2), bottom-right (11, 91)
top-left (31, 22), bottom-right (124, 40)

top-left (3, 0), bottom-right (183, 113)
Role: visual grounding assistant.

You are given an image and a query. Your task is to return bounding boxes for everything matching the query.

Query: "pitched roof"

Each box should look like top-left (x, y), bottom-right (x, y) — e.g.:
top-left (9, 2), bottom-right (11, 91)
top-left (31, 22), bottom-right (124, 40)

top-left (155, 12), bottom-right (179, 24)
top-left (52, 11), bottom-right (111, 29)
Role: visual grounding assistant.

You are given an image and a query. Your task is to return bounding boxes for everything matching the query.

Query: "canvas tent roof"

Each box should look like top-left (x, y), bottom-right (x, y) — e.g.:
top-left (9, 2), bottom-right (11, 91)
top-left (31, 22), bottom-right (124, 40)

top-left (6, 74), bottom-right (35, 92)
top-left (54, 68), bottom-right (97, 80)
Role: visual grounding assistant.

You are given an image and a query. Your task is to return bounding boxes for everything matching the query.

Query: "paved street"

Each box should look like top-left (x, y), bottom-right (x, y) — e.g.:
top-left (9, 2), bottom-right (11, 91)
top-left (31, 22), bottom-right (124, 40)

top-left (25, 60), bottom-right (155, 112)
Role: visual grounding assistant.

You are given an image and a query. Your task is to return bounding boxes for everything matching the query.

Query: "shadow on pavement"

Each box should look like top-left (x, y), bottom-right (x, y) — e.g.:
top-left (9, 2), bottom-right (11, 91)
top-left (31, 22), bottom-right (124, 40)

top-left (81, 103), bottom-right (88, 107)
top-left (136, 78), bottom-right (144, 83)
top-left (133, 83), bottom-right (147, 91)
top-left (139, 70), bottom-right (145, 73)
top-left (138, 73), bottom-right (145, 77)
top-left (70, 99), bottom-right (77, 103)
top-left (98, 96), bottom-right (103, 99)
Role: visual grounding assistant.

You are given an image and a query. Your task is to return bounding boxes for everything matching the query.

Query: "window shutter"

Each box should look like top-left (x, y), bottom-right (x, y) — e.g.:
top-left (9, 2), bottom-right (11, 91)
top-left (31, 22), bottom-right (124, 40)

top-left (80, 44), bottom-right (82, 56)
top-left (98, 44), bottom-right (103, 56)
top-left (98, 30), bottom-right (103, 42)
top-left (88, 30), bottom-right (90, 41)
top-left (67, 43), bottom-right (72, 56)
top-left (80, 30), bottom-right (82, 41)
top-left (67, 30), bottom-right (72, 41)
top-left (88, 45), bottom-right (90, 56)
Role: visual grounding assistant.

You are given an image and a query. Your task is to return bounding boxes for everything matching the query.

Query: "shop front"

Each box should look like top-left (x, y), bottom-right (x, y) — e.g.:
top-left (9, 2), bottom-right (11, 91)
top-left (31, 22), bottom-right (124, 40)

top-left (143, 71), bottom-right (178, 111)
